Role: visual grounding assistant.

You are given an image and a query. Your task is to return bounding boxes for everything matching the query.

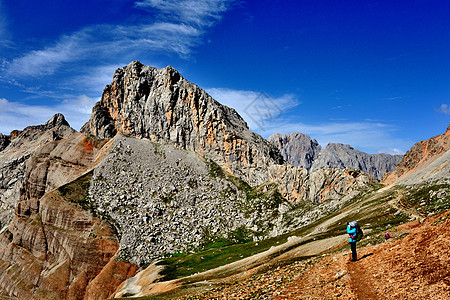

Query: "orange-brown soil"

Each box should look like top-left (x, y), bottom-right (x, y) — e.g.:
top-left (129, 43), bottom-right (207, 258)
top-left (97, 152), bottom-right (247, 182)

top-left (184, 211), bottom-right (450, 299)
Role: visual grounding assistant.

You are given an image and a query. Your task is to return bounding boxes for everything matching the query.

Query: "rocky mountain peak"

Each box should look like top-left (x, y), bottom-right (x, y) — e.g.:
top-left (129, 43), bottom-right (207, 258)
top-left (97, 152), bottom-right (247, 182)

top-left (311, 142), bottom-right (403, 179)
top-left (82, 61), bottom-right (283, 185)
top-left (383, 124), bottom-right (450, 184)
top-left (44, 113), bottom-right (70, 129)
top-left (268, 132), bottom-right (321, 169)
top-left (269, 133), bottom-right (402, 180)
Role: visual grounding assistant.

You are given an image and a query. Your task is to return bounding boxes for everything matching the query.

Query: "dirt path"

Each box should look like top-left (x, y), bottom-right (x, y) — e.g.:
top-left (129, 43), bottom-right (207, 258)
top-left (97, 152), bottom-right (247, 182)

top-left (347, 259), bottom-right (379, 299)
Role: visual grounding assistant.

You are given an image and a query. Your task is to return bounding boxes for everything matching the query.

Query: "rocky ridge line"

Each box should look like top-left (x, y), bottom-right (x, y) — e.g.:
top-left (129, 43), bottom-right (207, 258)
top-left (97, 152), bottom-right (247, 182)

top-left (311, 143), bottom-right (403, 180)
top-left (0, 114), bottom-right (76, 229)
top-left (267, 132), bottom-right (321, 169)
top-left (268, 132), bottom-right (402, 180)
top-left (81, 60), bottom-right (284, 186)
top-left (383, 125), bottom-right (450, 184)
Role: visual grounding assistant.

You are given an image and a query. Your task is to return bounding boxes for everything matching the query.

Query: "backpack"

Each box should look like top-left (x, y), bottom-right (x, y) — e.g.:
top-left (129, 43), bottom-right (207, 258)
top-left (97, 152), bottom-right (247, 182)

top-left (354, 224), bottom-right (364, 241)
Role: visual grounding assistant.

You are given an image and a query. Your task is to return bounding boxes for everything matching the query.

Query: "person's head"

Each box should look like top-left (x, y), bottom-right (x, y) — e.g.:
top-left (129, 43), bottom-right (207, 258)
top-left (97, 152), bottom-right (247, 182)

top-left (349, 221), bottom-right (357, 227)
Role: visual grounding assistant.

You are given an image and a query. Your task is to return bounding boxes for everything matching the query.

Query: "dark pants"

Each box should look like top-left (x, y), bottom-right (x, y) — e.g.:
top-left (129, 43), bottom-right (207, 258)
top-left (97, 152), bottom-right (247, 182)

top-left (350, 242), bottom-right (357, 261)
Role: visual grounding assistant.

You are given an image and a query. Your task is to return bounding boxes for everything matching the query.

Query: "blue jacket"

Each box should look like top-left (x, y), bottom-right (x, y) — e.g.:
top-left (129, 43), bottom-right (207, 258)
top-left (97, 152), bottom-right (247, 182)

top-left (347, 225), bottom-right (357, 243)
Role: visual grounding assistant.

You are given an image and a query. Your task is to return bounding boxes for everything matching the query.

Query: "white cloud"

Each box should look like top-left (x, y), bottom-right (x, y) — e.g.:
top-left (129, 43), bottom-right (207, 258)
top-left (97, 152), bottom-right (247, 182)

top-left (5, 31), bottom-right (88, 77)
top-left (5, 1), bottom-right (234, 78)
top-left (0, 96), bottom-right (97, 134)
top-left (206, 87), bottom-right (299, 130)
top-left (135, 0), bottom-right (231, 27)
top-left (437, 104), bottom-right (450, 115)
top-left (205, 87), bottom-right (410, 154)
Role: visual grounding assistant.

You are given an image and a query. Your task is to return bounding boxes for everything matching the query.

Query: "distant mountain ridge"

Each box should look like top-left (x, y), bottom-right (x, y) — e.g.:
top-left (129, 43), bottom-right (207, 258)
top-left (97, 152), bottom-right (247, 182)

top-left (267, 132), bottom-right (322, 169)
top-left (268, 132), bottom-right (403, 180)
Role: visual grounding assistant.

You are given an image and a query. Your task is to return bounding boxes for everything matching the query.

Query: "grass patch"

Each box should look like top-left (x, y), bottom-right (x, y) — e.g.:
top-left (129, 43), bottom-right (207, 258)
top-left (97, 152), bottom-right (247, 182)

top-left (58, 171), bottom-right (93, 206)
top-left (205, 158), bottom-right (225, 178)
top-left (399, 182), bottom-right (450, 214)
top-left (58, 170), bottom-right (120, 238)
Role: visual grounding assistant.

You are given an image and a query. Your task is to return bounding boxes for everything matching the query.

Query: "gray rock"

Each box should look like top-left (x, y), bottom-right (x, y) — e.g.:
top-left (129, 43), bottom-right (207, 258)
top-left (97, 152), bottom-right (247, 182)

top-left (268, 132), bottom-right (321, 169)
top-left (0, 134), bottom-right (10, 152)
top-left (311, 143), bottom-right (403, 180)
top-left (81, 61), bottom-right (284, 186)
top-left (0, 114), bottom-right (76, 229)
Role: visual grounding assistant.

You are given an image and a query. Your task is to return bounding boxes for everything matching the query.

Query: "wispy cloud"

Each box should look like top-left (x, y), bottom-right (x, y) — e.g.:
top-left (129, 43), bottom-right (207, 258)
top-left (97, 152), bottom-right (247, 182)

top-left (206, 87), bottom-right (299, 130)
top-left (4, 0), bottom-right (234, 78)
top-left (135, 0), bottom-right (231, 27)
top-left (5, 31), bottom-right (88, 77)
top-left (4, 22), bottom-right (199, 77)
top-left (437, 103), bottom-right (450, 115)
top-left (0, 96), bottom-right (97, 134)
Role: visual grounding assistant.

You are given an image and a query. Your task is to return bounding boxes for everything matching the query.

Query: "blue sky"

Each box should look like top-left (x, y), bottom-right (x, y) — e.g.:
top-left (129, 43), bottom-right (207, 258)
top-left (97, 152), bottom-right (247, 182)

top-left (1, 0), bottom-right (449, 154)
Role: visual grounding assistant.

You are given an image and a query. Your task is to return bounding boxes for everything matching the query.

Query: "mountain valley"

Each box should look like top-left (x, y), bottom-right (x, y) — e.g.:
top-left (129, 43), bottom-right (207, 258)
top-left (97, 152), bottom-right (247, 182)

top-left (0, 61), bottom-right (448, 299)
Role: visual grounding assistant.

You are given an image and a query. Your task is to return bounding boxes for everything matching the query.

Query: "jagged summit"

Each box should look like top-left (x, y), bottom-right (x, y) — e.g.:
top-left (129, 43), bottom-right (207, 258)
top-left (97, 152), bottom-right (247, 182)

top-left (269, 132), bottom-right (402, 180)
top-left (44, 113), bottom-right (70, 129)
top-left (82, 61), bottom-right (283, 185)
top-left (268, 132), bottom-right (321, 169)
top-left (310, 143), bottom-right (403, 180)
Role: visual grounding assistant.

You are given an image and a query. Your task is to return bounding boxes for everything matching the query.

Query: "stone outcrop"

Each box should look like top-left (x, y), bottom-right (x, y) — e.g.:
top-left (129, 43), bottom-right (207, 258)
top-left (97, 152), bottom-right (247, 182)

top-left (311, 143), bottom-right (402, 180)
top-left (0, 134), bottom-right (10, 152)
top-left (81, 61), bottom-right (284, 186)
top-left (269, 165), bottom-right (375, 203)
top-left (268, 132), bottom-right (321, 169)
top-left (0, 114), bottom-right (76, 230)
top-left (383, 125), bottom-right (450, 185)
top-left (268, 133), bottom-right (402, 180)
top-left (0, 63), bottom-right (388, 298)
top-left (88, 135), bottom-right (291, 266)
top-left (0, 121), bottom-right (138, 299)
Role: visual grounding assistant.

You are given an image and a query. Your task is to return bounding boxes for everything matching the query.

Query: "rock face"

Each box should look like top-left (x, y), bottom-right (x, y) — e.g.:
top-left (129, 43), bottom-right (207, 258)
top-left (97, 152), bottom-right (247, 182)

top-left (383, 125), bottom-right (450, 185)
top-left (268, 133), bottom-right (402, 180)
top-left (269, 165), bottom-right (375, 203)
top-left (88, 135), bottom-right (291, 266)
top-left (0, 134), bottom-right (10, 151)
top-left (81, 61), bottom-right (284, 186)
top-left (268, 133), bottom-right (321, 169)
top-left (0, 63), bottom-right (382, 299)
top-left (0, 130), bottom-right (138, 299)
top-left (0, 114), bottom-right (76, 230)
top-left (311, 143), bottom-right (402, 180)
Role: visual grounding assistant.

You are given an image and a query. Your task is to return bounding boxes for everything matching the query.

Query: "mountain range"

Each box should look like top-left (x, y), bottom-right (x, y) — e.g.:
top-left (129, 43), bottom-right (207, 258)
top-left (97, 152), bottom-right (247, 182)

top-left (0, 61), bottom-right (448, 299)
top-left (268, 132), bottom-right (403, 180)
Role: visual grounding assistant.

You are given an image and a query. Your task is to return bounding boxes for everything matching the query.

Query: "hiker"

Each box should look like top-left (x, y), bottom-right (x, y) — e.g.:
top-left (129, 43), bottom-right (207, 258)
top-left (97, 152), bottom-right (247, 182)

top-left (347, 221), bottom-right (360, 261)
top-left (385, 232), bottom-right (392, 241)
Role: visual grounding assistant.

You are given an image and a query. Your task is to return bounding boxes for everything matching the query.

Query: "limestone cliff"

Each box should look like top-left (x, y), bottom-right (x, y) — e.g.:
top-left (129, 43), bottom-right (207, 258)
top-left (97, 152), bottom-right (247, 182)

top-left (267, 132), bottom-right (321, 169)
top-left (269, 165), bottom-right (375, 203)
top-left (0, 114), bottom-right (76, 229)
top-left (0, 63), bottom-right (383, 299)
top-left (0, 130), bottom-right (138, 299)
top-left (81, 61), bottom-right (284, 185)
top-left (311, 143), bottom-right (402, 180)
top-left (268, 133), bottom-right (401, 180)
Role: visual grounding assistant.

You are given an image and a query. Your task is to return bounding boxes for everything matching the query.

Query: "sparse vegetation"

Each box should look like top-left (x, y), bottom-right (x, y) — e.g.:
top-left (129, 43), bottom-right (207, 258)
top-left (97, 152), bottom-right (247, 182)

top-left (205, 158), bottom-right (225, 178)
